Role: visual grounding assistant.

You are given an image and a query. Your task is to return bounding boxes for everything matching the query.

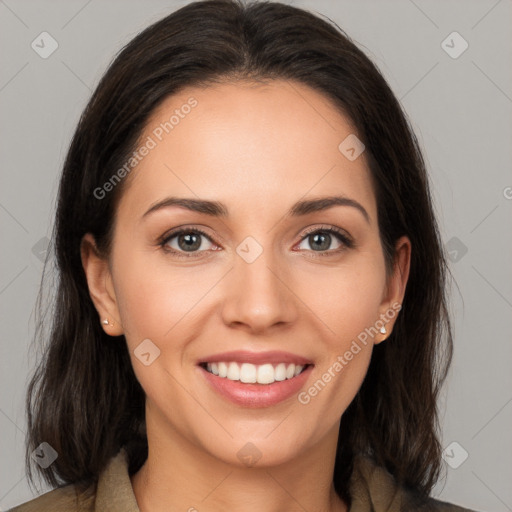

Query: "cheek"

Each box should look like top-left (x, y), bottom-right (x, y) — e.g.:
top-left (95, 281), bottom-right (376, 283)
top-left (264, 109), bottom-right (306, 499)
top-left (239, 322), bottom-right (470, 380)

top-left (110, 250), bottom-right (204, 397)
top-left (293, 257), bottom-right (386, 344)
top-left (111, 246), bottom-right (219, 348)
top-left (292, 256), bottom-right (385, 412)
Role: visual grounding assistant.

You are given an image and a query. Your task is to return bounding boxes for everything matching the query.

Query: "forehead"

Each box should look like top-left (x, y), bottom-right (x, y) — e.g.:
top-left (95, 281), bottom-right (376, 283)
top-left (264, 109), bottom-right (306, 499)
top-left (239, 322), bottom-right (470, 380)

top-left (117, 79), bottom-right (377, 224)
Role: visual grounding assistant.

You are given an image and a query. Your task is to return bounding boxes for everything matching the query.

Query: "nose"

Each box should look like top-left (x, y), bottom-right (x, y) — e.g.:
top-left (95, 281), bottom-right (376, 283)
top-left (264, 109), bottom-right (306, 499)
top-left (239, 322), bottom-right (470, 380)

top-left (220, 248), bottom-right (299, 334)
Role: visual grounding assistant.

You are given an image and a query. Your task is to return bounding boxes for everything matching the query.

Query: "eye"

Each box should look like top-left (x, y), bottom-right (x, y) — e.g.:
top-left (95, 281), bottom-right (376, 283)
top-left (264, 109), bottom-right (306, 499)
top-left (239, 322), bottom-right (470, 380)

top-left (159, 228), bottom-right (218, 258)
top-left (296, 225), bottom-right (354, 256)
top-left (158, 225), bottom-right (354, 259)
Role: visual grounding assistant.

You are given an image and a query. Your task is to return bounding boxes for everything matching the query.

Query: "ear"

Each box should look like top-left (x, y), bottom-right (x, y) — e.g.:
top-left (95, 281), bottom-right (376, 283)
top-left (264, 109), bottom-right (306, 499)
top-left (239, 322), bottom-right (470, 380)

top-left (375, 235), bottom-right (411, 344)
top-left (80, 233), bottom-right (124, 336)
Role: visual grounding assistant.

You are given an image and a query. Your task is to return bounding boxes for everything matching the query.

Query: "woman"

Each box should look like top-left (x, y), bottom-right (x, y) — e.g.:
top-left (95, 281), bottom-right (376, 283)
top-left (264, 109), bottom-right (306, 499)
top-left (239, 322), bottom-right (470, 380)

top-left (10, 0), bottom-right (479, 510)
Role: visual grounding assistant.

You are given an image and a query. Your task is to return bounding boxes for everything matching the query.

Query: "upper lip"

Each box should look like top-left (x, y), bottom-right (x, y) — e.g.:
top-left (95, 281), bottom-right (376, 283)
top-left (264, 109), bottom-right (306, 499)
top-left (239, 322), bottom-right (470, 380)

top-left (198, 350), bottom-right (313, 366)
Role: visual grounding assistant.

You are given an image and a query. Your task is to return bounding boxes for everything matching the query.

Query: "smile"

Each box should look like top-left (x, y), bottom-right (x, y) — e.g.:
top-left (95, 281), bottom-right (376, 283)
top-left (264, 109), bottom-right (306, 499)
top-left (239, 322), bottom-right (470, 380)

top-left (201, 361), bottom-right (308, 385)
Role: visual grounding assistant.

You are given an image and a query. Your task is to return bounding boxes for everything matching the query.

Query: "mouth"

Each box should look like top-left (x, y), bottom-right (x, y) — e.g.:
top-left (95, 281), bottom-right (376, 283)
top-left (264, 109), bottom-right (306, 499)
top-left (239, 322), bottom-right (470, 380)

top-left (196, 350), bottom-right (314, 408)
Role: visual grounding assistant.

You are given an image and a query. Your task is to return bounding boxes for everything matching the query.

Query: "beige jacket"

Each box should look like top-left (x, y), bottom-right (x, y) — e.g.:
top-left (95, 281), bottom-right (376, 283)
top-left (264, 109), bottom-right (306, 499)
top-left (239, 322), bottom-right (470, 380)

top-left (9, 448), bottom-right (478, 512)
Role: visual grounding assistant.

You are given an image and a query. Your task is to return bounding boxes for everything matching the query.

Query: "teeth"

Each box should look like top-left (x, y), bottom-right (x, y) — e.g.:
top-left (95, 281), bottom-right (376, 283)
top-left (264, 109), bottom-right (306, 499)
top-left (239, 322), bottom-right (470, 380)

top-left (218, 362), bottom-right (228, 378)
top-left (240, 363), bottom-right (257, 383)
top-left (274, 363), bottom-right (286, 381)
top-left (205, 361), bottom-right (306, 384)
top-left (257, 364), bottom-right (275, 384)
top-left (227, 362), bottom-right (239, 380)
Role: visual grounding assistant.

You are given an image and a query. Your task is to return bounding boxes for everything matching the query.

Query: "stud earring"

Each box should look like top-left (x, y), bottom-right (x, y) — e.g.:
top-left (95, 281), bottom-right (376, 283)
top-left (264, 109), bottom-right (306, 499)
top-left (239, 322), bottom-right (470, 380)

top-left (102, 318), bottom-right (115, 326)
top-left (380, 325), bottom-right (387, 334)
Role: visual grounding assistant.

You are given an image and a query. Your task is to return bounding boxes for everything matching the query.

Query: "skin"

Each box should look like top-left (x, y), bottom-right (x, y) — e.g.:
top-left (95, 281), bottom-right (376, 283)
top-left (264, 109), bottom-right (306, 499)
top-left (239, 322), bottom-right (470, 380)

top-left (81, 80), bottom-right (411, 512)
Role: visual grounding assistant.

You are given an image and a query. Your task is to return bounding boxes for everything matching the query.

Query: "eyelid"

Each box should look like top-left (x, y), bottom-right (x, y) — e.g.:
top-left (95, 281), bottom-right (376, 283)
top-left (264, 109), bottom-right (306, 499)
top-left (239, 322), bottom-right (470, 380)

top-left (299, 224), bottom-right (352, 242)
top-left (159, 224), bottom-right (214, 242)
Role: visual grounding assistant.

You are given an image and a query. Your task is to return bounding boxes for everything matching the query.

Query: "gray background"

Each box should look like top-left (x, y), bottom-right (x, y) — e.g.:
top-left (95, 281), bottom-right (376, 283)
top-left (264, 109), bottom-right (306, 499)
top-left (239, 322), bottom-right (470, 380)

top-left (1, 0), bottom-right (511, 510)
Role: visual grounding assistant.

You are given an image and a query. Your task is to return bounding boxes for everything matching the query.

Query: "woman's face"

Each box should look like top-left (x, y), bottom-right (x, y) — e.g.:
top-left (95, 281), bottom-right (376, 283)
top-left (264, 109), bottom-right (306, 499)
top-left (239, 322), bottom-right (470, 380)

top-left (83, 80), bottom-right (410, 467)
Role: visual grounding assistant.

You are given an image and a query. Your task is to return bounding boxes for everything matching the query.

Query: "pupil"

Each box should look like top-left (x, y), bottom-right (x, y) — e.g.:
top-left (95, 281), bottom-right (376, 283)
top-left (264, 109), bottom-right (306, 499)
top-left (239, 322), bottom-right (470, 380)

top-left (179, 233), bottom-right (201, 251)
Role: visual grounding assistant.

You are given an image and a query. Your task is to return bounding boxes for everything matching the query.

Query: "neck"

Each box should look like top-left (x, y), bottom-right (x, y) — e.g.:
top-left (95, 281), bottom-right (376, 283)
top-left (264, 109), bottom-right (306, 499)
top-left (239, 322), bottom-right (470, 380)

top-left (130, 410), bottom-right (348, 512)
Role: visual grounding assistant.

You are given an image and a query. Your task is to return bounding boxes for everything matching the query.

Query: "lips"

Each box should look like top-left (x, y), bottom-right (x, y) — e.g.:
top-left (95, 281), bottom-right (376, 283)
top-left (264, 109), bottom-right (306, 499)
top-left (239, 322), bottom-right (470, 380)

top-left (196, 350), bottom-right (314, 407)
top-left (198, 363), bottom-right (314, 408)
top-left (197, 350), bottom-right (313, 366)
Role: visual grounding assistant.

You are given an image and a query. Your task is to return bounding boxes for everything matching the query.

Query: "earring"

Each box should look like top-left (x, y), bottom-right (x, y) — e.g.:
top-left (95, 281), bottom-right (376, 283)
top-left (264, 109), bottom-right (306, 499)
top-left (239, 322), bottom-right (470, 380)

top-left (380, 325), bottom-right (387, 335)
top-left (102, 318), bottom-right (115, 326)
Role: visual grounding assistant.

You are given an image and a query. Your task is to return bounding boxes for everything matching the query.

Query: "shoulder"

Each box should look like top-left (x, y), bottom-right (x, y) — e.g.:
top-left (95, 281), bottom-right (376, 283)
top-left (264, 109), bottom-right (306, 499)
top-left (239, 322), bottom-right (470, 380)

top-left (8, 446), bottom-right (137, 512)
top-left (8, 483), bottom-right (95, 512)
top-left (405, 493), bottom-right (482, 512)
top-left (350, 454), bottom-right (483, 512)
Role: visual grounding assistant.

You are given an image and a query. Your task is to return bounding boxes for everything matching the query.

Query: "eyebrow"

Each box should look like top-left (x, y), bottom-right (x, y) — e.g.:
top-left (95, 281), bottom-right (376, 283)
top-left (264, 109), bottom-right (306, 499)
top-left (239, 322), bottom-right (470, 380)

top-left (143, 195), bottom-right (370, 224)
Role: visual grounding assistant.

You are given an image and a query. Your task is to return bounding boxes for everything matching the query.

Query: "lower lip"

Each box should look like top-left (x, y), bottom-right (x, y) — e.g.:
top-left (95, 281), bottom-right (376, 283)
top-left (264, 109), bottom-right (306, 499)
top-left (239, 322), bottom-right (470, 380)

top-left (198, 364), bottom-right (314, 408)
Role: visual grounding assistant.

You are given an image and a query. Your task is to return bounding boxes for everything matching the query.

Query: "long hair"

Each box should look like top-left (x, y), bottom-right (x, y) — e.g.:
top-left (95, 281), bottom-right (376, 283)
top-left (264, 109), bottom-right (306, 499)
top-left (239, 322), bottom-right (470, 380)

top-left (25, 0), bottom-right (453, 506)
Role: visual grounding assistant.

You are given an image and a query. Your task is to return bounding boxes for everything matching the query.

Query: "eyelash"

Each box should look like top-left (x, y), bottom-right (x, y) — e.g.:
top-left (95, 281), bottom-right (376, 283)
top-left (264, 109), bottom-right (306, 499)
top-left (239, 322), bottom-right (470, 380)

top-left (158, 225), bottom-right (354, 259)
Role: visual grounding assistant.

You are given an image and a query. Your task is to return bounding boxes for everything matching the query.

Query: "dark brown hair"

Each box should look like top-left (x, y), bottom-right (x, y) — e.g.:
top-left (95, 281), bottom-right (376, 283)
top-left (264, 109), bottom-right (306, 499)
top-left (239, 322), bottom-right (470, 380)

top-left (26, 0), bottom-right (454, 507)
